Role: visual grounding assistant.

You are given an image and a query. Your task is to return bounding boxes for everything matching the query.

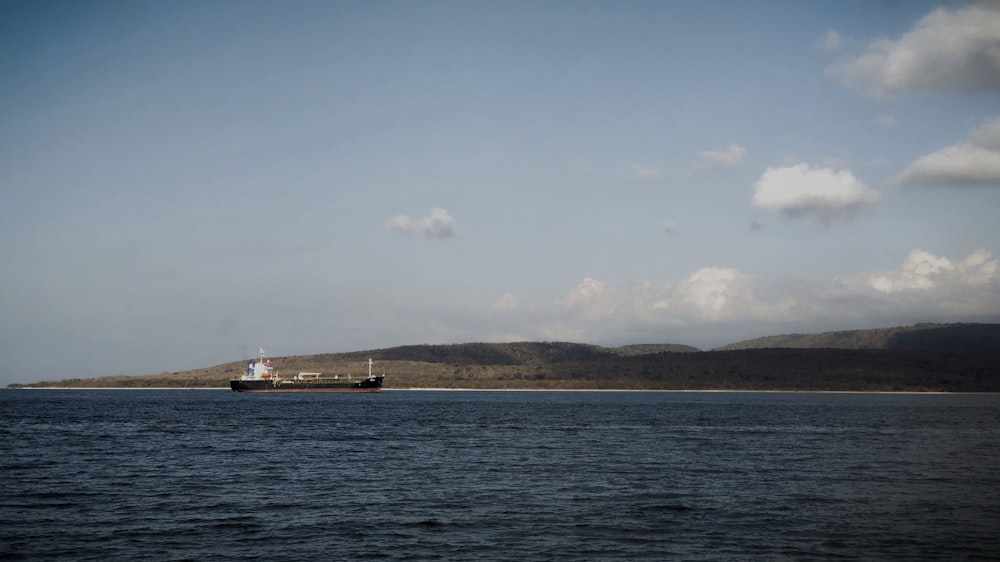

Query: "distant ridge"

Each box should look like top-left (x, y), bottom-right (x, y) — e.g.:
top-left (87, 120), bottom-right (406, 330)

top-left (613, 343), bottom-right (702, 355)
top-left (314, 341), bottom-right (700, 366)
top-left (717, 323), bottom-right (1000, 352)
top-left (9, 323), bottom-right (1000, 391)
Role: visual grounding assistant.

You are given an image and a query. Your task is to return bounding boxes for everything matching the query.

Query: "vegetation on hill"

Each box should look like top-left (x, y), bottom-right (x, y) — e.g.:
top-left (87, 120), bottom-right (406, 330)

top-left (612, 343), bottom-right (701, 355)
top-left (718, 323), bottom-right (1000, 352)
top-left (8, 324), bottom-right (1000, 392)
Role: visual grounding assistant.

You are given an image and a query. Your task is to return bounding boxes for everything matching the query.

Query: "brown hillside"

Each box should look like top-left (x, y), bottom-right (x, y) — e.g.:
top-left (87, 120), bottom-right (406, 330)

top-left (9, 324), bottom-right (1000, 391)
top-left (717, 323), bottom-right (1000, 351)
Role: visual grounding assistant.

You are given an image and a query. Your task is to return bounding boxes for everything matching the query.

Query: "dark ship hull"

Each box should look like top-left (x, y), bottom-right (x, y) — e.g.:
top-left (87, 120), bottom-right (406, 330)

top-left (230, 376), bottom-right (383, 393)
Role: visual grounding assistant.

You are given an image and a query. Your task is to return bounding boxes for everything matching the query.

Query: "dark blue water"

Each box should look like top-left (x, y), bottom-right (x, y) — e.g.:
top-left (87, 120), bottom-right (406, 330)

top-left (2, 390), bottom-right (999, 560)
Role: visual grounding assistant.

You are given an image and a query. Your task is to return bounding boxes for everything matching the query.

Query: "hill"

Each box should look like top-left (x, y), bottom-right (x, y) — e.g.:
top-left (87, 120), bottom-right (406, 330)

top-left (718, 323), bottom-right (1000, 351)
top-left (8, 324), bottom-right (1000, 392)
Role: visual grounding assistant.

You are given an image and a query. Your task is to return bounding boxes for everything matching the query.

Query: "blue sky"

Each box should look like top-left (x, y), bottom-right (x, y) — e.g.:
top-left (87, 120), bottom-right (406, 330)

top-left (2, 0), bottom-right (999, 384)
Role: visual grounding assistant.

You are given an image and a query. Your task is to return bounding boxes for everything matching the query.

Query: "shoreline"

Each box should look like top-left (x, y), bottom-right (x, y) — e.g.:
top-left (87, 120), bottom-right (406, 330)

top-left (386, 388), bottom-right (974, 395)
top-left (3, 386), bottom-right (989, 395)
top-left (5, 386), bottom-right (231, 390)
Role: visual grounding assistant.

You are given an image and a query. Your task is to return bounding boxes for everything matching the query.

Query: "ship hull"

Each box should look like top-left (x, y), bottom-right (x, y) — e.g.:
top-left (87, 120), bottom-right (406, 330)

top-left (230, 377), bottom-right (383, 393)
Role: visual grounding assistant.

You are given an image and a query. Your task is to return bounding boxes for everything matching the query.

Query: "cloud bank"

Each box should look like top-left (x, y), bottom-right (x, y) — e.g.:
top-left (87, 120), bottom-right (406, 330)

top-left (827, 3), bottom-right (1000, 96)
top-left (752, 164), bottom-right (881, 223)
top-left (491, 249), bottom-right (1000, 347)
top-left (865, 249), bottom-right (999, 294)
top-left (831, 249), bottom-right (1000, 319)
top-left (385, 208), bottom-right (456, 238)
top-left (896, 117), bottom-right (1000, 187)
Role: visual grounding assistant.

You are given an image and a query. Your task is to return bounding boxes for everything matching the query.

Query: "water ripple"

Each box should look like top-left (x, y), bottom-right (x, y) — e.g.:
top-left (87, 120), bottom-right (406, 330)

top-left (2, 390), bottom-right (998, 560)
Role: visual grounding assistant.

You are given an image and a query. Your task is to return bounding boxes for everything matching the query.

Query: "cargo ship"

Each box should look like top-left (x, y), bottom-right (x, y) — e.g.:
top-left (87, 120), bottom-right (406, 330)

top-left (230, 349), bottom-right (383, 393)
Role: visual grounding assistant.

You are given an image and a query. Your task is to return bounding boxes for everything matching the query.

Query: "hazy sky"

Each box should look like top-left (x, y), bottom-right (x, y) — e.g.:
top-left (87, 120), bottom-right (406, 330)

top-left (2, 0), bottom-right (999, 384)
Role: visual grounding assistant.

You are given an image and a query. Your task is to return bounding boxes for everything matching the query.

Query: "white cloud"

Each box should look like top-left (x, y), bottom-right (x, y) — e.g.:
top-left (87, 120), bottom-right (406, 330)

top-left (824, 249), bottom-right (1000, 320)
top-left (386, 208), bottom-right (456, 238)
top-left (897, 146), bottom-right (1000, 187)
top-left (385, 215), bottom-right (413, 233)
top-left (827, 3), bottom-right (1000, 96)
top-left (421, 207), bottom-right (456, 239)
top-left (959, 249), bottom-right (1000, 285)
top-left (540, 249), bottom-right (998, 344)
top-left (896, 117), bottom-right (1000, 187)
top-left (867, 249), bottom-right (1000, 294)
top-left (486, 248), bottom-right (999, 348)
top-left (558, 277), bottom-right (618, 320)
top-left (632, 164), bottom-right (665, 180)
top-left (869, 250), bottom-right (955, 293)
top-left (697, 144), bottom-right (747, 170)
top-left (671, 267), bottom-right (759, 321)
top-left (557, 269), bottom-right (794, 327)
top-left (815, 30), bottom-right (843, 53)
top-left (752, 163), bottom-right (881, 223)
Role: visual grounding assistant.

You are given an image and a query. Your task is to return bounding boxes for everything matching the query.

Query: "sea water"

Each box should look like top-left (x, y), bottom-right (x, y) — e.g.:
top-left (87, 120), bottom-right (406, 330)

top-left (2, 389), bottom-right (998, 560)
